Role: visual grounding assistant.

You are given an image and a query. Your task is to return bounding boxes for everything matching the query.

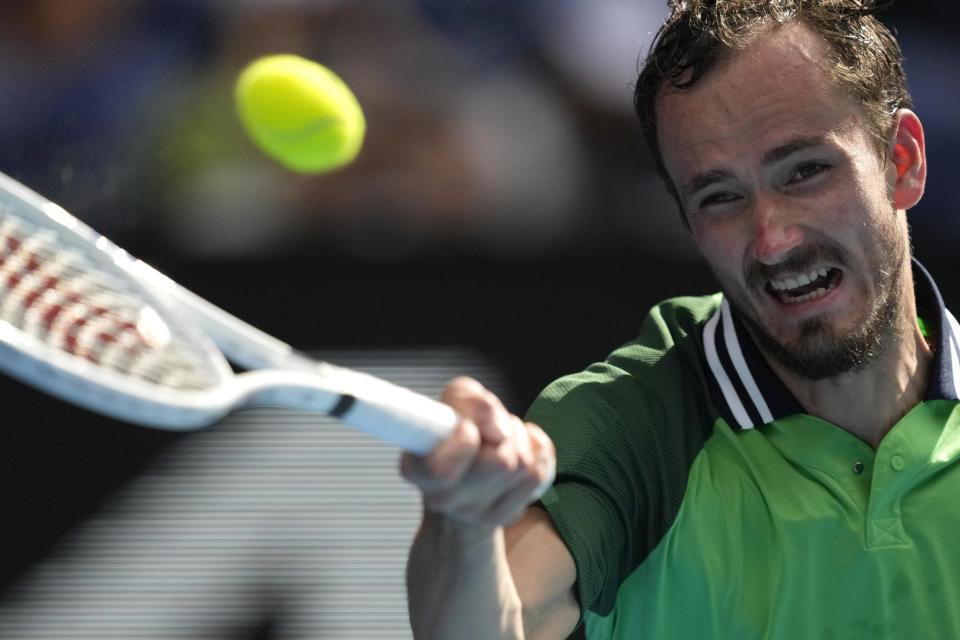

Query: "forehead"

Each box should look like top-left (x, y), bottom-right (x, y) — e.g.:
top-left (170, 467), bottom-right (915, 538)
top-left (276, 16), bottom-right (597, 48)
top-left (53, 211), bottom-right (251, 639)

top-left (655, 22), bottom-right (867, 182)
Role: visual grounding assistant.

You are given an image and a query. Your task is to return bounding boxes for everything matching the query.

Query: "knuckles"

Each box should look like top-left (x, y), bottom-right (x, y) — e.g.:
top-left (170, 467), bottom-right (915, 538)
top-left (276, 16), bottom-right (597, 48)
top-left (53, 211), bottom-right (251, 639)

top-left (457, 392), bottom-right (503, 430)
top-left (402, 377), bottom-right (557, 526)
top-left (442, 377), bottom-right (503, 420)
top-left (476, 442), bottom-right (518, 474)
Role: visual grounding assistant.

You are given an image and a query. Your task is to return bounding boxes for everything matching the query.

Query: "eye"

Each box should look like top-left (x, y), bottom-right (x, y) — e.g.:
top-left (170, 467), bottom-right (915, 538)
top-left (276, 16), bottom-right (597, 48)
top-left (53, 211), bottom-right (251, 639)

top-left (787, 161), bottom-right (829, 184)
top-left (698, 191), bottom-right (740, 209)
top-left (700, 191), bottom-right (737, 207)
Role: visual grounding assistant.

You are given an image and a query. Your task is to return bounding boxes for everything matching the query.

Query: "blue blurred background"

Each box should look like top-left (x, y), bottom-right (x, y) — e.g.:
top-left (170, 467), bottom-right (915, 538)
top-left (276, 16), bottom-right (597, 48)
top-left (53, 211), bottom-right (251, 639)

top-left (0, 1), bottom-right (956, 637)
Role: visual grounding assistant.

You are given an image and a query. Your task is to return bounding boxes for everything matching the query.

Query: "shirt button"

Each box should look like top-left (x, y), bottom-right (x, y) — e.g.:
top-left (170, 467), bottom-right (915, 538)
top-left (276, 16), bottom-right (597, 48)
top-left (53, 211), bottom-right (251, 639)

top-left (891, 455), bottom-right (906, 471)
top-left (853, 461), bottom-right (865, 475)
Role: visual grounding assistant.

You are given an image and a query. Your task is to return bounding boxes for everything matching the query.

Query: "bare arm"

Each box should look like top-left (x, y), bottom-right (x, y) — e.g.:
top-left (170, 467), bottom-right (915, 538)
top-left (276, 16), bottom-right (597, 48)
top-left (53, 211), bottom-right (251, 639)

top-left (505, 506), bottom-right (580, 639)
top-left (403, 378), bottom-right (579, 640)
top-left (407, 507), bottom-right (578, 640)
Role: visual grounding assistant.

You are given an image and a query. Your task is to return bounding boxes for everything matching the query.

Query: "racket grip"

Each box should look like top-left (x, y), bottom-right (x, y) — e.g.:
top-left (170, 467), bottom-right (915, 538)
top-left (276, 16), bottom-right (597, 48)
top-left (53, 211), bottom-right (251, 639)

top-left (345, 387), bottom-right (554, 498)
top-left (339, 375), bottom-right (556, 498)
top-left (341, 389), bottom-right (458, 456)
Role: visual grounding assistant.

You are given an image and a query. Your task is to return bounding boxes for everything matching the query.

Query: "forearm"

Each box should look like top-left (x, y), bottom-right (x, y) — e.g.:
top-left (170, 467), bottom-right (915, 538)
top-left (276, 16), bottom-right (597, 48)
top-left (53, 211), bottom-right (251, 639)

top-left (407, 511), bottom-right (524, 640)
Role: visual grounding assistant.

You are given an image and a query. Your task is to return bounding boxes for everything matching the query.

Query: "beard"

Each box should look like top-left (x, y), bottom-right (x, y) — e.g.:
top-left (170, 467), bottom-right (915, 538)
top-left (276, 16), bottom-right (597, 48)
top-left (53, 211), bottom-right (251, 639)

top-left (719, 227), bottom-right (907, 382)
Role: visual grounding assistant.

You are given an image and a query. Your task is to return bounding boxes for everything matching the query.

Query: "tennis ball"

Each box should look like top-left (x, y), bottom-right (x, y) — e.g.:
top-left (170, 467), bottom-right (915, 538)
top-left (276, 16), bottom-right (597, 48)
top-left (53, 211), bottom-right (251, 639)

top-left (235, 54), bottom-right (365, 173)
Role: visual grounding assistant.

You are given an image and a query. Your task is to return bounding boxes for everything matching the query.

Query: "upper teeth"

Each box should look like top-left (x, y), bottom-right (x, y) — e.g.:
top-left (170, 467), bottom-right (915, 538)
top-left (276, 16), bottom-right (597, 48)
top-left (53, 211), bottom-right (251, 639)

top-left (770, 268), bottom-right (830, 292)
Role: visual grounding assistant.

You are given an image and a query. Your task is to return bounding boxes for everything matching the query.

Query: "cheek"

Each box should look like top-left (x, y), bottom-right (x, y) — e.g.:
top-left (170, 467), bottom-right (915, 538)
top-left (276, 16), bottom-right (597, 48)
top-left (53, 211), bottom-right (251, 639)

top-left (841, 174), bottom-right (898, 250)
top-left (845, 147), bottom-right (896, 219)
top-left (691, 218), bottom-right (748, 280)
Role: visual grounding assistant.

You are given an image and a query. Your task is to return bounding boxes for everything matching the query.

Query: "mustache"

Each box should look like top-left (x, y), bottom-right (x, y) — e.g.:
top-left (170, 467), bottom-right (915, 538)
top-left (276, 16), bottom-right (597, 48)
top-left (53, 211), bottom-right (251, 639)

top-left (745, 244), bottom-right (847, 287)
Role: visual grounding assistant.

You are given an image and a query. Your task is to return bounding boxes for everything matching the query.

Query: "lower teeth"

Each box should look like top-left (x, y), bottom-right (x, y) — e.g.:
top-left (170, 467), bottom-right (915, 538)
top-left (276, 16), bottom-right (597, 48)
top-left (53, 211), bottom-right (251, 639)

top-left (787, 287), bottom-right (827, 303)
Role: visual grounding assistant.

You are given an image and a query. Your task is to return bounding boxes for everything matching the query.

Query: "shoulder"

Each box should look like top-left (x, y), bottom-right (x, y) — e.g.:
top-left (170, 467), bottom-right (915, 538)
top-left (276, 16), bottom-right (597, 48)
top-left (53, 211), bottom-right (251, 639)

top-left (525, 294), bottom-right (722, 488)
top-left (527, 293), bottom-right (721, 431)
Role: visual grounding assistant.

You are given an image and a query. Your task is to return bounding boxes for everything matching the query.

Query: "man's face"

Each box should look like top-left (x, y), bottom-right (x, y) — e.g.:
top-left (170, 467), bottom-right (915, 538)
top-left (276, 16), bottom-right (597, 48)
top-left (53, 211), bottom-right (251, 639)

top-left (656, 22), bottom-right (908, 380)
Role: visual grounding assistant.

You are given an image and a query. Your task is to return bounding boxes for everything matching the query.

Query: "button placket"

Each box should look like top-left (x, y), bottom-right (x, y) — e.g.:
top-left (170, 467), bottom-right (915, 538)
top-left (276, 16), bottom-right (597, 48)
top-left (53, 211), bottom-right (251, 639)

top-left (865, 438), bottom-right (912, 549)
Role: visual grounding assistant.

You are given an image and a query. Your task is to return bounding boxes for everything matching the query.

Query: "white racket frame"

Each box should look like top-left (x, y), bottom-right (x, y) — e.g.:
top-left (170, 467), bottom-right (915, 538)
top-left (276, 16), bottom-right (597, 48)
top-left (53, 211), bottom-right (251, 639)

top-left (0, 171), bottom-right (458, 456)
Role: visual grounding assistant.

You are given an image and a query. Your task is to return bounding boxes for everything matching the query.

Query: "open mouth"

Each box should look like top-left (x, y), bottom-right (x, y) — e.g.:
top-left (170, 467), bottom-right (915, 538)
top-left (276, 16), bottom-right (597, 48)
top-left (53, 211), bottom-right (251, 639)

top-left (766, 267), bottom-right (842, 304)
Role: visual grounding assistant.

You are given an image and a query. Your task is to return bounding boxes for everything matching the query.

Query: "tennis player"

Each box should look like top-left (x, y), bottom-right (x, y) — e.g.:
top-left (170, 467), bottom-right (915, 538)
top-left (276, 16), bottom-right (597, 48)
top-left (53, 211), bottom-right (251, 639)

top-left (403, 1), bottom-right (960, 638)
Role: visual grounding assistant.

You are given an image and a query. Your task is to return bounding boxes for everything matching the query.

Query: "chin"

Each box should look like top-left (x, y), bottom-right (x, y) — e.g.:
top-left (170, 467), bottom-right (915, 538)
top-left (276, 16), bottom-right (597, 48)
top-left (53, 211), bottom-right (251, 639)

top-left (746, 298), bottom-right (899, 381)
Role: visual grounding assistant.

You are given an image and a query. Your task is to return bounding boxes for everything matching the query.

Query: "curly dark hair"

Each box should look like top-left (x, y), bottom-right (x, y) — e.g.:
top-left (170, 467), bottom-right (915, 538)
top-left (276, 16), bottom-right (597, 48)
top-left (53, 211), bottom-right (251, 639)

top-left (634, 0), bottom-right (912, 211)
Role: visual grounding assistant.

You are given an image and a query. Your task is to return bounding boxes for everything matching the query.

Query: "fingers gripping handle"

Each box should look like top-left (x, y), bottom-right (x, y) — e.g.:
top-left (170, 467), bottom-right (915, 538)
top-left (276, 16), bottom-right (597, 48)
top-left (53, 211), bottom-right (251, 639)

top-left (336, 372), bottom-right (557, 499)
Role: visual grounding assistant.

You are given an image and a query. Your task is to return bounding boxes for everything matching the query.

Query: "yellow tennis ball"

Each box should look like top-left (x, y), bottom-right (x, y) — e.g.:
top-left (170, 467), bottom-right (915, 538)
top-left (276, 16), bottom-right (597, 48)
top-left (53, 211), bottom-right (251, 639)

top-left (235, 54), bottom-right (365, 173)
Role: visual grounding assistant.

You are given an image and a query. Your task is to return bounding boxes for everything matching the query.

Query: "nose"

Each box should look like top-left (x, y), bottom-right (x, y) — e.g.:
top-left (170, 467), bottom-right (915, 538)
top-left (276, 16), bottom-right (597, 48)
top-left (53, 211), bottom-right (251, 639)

top-left (751, 194), bottom-right (803, 265)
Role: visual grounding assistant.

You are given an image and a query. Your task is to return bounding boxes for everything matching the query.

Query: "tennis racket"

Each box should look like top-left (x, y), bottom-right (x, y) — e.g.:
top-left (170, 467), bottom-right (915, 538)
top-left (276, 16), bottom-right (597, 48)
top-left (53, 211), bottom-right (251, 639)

top-left (0, 170), bottom-right (458, 456)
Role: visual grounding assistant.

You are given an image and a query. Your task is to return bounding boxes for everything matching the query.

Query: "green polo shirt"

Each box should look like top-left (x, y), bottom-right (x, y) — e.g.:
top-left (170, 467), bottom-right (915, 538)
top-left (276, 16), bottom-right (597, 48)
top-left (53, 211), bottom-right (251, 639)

top-left (527, 261), bottom-right (960, 638)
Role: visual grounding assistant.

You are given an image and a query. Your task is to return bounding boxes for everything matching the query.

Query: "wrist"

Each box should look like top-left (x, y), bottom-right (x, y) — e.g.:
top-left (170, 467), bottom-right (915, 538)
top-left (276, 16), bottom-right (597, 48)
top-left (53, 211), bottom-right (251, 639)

top-left (424, 508), bottom-right (502, 548)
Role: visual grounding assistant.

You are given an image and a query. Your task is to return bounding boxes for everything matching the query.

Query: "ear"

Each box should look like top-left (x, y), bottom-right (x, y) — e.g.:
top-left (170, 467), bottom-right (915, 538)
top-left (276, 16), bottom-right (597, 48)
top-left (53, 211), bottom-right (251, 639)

top-left (888, 109), bottom-right (926, 210)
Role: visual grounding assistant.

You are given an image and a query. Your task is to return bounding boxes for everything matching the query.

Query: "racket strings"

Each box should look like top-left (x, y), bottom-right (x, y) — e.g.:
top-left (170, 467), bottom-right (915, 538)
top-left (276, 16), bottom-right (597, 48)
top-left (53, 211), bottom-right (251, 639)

top-left (0, 211), bottom-right (217, 391)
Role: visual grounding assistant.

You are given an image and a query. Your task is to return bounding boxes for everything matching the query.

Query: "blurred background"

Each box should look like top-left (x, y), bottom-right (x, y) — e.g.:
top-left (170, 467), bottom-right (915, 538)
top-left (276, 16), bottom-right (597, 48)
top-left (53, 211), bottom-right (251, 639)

top-left (0, 0), bottom-right (956, 637)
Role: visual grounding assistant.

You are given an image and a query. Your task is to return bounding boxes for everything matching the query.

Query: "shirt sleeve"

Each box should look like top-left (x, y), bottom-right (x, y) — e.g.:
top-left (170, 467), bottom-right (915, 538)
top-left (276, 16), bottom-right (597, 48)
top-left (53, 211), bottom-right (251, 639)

top-left (525, 298), bottom-right (717, 619)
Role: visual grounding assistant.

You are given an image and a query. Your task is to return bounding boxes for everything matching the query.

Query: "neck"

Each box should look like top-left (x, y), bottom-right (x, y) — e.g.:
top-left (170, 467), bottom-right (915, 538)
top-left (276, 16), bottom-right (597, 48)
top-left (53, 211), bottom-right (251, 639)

top-left (762, 279), bottom-right (933, 449)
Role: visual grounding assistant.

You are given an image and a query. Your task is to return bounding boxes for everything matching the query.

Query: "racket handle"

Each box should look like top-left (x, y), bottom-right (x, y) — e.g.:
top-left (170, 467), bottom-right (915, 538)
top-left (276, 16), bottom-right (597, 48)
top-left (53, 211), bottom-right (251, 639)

top-left (313, 363), bottom-right (458, 455)
top-left (342, 384), bottom-right (554, 499)
top-left (239, 367), bottom-right (458, 456)
top-left (318, 367), bottom-right (556, 498)
top-left (340, 387), bottom-right (459, 456)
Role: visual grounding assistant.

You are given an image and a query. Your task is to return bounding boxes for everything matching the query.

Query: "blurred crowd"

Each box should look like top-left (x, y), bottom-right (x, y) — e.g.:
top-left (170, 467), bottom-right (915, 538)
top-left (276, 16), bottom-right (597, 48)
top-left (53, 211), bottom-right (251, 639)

top-left (0, 0), bottom-right (955, 263)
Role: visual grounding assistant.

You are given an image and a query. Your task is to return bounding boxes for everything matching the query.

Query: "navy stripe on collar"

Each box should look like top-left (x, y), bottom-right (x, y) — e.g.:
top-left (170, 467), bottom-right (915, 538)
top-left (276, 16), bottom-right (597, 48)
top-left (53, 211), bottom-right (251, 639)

top-left (702, 258), bottom-right (960, 431)
top-left (914, 260), bottom-right (960, 402)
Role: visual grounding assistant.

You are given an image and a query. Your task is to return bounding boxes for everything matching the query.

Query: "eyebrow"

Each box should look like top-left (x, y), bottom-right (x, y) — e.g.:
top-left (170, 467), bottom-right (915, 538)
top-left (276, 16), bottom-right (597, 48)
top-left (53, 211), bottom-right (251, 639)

top-left (682, 169), bottom-right (734, 201)
top-left (680, 135), bottom-right (828, 201)
top-left (761, 135), bottom-right (825, 165)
